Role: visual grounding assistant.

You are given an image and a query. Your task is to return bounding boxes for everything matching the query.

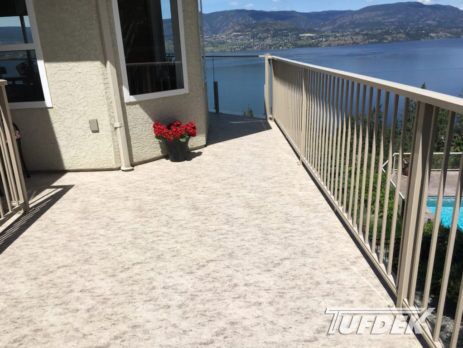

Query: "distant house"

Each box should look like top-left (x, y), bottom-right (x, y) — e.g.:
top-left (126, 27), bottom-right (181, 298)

top-left (1, 0), bottom-right (208, 171)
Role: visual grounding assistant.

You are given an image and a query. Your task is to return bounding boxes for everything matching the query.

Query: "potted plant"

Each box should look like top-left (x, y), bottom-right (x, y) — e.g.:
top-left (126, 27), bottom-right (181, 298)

top-left (153, 120), bottom-right (197, 162)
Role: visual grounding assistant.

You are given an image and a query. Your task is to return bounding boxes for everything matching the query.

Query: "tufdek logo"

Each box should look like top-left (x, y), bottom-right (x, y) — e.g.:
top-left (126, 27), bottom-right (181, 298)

top-left (326, 308), bottom-right (434, 336)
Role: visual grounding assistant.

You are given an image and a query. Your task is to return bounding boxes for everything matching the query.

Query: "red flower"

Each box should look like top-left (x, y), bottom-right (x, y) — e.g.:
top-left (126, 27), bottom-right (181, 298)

top-left (153, 121), bottom-right (168, 138)
top-left (153, 120), bottom-right (197, 142)
top-left (170, 121), bottom-right (182, 128)
top-left (184, 122), bottom-right (197, 137)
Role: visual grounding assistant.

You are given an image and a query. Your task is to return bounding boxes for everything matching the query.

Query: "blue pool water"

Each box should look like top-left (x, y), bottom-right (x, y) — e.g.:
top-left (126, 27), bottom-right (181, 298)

top-left (427, 197), bottom-right (463, 231)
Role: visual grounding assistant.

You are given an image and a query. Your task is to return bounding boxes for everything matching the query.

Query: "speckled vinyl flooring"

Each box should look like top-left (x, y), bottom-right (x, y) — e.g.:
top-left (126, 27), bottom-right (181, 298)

top-left (0, 115), bottom-right (421, 347)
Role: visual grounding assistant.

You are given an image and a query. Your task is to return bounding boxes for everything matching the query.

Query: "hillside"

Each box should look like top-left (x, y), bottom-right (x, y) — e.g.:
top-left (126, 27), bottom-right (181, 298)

top-left (202, 2), bottom-right (463, 51)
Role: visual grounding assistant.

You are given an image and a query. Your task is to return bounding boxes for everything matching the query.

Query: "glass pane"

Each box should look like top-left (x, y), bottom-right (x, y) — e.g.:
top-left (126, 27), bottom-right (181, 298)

top-left (0, 50), bottom-right (45, 102)
top-left (117, 0), bottom-right (184, 95)
top-left (206, 57), bottom-right (265, 117)
top-left (0, 0), bottom-right (32, 44)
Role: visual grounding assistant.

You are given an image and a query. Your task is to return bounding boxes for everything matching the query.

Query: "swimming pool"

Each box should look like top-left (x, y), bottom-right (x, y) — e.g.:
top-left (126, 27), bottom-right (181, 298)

top-left (427, 197), bottom-right (463, 231)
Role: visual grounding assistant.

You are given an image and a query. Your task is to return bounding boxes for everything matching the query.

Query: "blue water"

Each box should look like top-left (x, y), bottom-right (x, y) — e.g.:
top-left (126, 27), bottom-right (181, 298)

top-left (206, 38), bottom-right (463, 116)
top-left (427, 197), bottom-right (463, 231)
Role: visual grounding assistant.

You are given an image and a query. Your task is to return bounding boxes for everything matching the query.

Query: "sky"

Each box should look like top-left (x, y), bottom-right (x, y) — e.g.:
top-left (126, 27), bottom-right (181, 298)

top-left (201, 0), bottom-right (463, 13)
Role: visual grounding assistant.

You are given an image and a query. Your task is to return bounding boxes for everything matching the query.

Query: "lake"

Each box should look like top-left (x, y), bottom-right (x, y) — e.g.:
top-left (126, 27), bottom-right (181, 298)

top-left (205, 38), bottom-right (463, 116)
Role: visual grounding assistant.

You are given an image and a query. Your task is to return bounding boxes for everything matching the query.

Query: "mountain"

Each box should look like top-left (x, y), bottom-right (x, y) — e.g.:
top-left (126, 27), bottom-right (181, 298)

top-left (202, 2), bottom-right (463, 51)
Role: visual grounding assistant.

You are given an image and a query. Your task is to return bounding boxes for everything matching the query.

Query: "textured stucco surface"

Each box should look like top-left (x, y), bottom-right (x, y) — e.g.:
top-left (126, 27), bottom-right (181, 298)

top-left (119, 0), bottom-right (208, 164)
top-left (11, 0), bottom-right (119, 171)
top-left (0, 115), bottom-right (420, 347)
top-left (10, 0), bottom-right (208, 170)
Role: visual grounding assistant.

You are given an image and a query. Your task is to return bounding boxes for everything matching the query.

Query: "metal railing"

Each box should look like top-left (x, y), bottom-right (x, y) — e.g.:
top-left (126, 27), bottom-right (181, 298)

top-left (265, 54), bottom-right (463, 347)
top-left (391, 152), bottom-right (463, 173)
top-left (0, 80), bottom-right (29, 225)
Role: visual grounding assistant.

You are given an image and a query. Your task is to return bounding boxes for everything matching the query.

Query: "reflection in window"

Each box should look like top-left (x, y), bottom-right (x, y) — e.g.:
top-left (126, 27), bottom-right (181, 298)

top-left (117, 0), bottom-right (184, 96)
top-left (0, 16), bottom-right (32, 45)
top-left (0, 0), bottom-right (32, 44)
top-left (0, 51), bottom-right (44, 102)
top-left (0, 0), bottom-right (46, 103)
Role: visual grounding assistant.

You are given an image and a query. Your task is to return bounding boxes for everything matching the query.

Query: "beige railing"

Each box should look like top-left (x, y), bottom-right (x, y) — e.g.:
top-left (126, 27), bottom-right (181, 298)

top-left (265, 55), bottom-right (463, 348)
top-left (0, 80), bottom-right (29, 225)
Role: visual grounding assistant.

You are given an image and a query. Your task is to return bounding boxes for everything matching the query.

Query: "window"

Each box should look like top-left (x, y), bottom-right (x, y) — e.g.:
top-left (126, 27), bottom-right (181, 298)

top-left (0, 0), bottom-right (51, 108)
top-left (114, 0), bottom-right (188, 101)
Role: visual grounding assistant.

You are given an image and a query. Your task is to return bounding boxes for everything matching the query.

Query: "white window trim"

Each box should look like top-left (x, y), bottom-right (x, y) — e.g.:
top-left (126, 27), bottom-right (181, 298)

top-left (0, 0), bottom-right (52, 109)
top-left (112, 0), bottom-right (189, 103)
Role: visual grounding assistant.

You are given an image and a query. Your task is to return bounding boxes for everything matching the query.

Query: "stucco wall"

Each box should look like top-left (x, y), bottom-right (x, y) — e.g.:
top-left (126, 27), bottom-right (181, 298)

top-left (113, 0), bottom-right (208, 164)
top-left (12, 0), bottom-right (119, 171)
top-left (10, 0), bottom-right (208, 171)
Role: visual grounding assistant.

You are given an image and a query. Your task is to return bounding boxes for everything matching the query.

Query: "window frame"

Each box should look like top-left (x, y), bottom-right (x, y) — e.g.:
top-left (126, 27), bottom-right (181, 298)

top-left (0, 0), bottom-right (52, 109)
top-left (112, 0), bottom-right (189, 103)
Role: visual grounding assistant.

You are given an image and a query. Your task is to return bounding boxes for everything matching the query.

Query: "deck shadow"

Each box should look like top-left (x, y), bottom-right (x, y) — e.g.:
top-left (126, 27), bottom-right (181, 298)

top-left (26, 172), bottom-right (67, 202)
top-left (207, 113), bottom-right (271, 145)
top-left (0, 185), bottom-right (72, 255)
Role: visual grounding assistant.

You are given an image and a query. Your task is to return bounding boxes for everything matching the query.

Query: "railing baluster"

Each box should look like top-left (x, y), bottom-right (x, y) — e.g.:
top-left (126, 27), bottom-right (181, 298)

top-left (309, 70), bottom-right (316, 168)
top-left (313, 71), bottom-right (320, 168)
top-left (314, 72), bottom-right (322, 174)
top-left (300, 70), bottom-right (308, 162)
top-left (348, 82), bottom-right (361, 219)
top-left (372, 92), bottom-right (390, 255)
top-left (296, 69), bottom-right (300, 146)
top-left (320, 74), bottom-right (327, 182)
top-left (365, 89), bottom-right (382, 247)
top-left (359, 87), bottom-right (374, 239)
top-left (319, 73), bottom-right (326, 176)
top-left (289, 66), bottom-right (294, 140)
top-left (304, 70), bottom-right (310, 162)
top-left (322, 75), bottom-right (331, 184)
top-left (339, 80), bottom-right (348, 206)
top-left (334, 79), bottom-right (344, 203)
top-left (353, 84), bottom-right (367, 228)
top-left (380, 94), bottom-right (400, 264)
top-left (264, 54), bottom-right (272, 118)
top-left (290, 67), bottom-right (295, 138)
top-left (327, 76), bottom-right (336, 193)
top-left (300, 71), bottom-right (304, 148)
top-left (388, 98), bottom-right (410, 276)
top-left (343, 81), bottom-right (354, 212)
top-left (332, 77), bottom-right (341, 201)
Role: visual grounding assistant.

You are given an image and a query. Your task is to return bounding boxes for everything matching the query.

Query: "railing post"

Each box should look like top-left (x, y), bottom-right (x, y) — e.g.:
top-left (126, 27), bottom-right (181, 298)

top-left (264, 54), bottom-right (272, 120)
top-left (0, 81), bottom-right (29, 212)
top-left (213, 80), bottom-right (220, 114)
top-left (300, 70), bottom-right (307, 163)
top-left (396, 102), bottom-right (434, 307)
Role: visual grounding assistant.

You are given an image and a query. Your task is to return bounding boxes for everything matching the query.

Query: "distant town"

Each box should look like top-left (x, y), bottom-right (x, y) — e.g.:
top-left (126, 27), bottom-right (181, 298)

top-left (202, 3), bottom-right (463, 51)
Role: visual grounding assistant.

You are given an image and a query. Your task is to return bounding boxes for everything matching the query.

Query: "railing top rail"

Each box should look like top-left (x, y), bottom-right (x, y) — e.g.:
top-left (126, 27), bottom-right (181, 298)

top-left (269, 55), bottom-right (463, 115)
top-left (205, 54), bottom-right (261, 58)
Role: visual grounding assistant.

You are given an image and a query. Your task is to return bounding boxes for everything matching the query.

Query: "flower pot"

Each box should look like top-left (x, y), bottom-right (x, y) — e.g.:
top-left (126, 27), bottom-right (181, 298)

top-left (164, 139), bottom-right (189, 162)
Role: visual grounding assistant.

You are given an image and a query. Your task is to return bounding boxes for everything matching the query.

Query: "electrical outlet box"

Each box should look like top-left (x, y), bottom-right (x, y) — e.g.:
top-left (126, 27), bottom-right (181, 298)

top-left (89, 119), bottom-right (99, 133)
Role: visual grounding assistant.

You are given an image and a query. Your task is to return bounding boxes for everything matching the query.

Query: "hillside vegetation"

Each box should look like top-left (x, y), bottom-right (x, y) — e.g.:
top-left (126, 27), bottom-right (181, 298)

top-left (202, 2), bottom-right (463, 51)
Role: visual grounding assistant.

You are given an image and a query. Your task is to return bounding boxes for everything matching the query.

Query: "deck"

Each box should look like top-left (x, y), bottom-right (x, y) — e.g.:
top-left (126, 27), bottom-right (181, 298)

top-left (0, 114), bottom-right (421, 347)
